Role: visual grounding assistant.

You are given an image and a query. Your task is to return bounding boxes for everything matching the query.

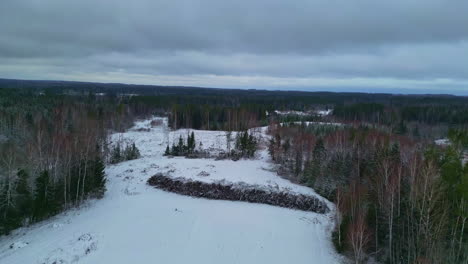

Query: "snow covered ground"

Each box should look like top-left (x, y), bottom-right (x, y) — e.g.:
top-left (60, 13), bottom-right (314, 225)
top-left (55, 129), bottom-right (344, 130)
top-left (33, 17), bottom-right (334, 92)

top-left (281, 121), bottom-right (344, 127)
top-left (434, 138), bottom-right (451, 146)
top-left (0, 117), bottom-right (341, 264)
top-left (271, 109), bottom-right (332, 117)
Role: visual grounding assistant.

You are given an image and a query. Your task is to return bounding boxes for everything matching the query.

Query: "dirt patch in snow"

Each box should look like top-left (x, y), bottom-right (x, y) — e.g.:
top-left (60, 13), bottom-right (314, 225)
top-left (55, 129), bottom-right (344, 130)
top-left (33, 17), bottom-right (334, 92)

top-left (148, 174), bottom-right (329, 214)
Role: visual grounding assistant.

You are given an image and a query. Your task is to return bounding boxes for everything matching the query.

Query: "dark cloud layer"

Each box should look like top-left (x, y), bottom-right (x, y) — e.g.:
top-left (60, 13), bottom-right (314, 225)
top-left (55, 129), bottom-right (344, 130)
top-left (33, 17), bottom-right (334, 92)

top-left (1, 0), bottom-right (467, 93)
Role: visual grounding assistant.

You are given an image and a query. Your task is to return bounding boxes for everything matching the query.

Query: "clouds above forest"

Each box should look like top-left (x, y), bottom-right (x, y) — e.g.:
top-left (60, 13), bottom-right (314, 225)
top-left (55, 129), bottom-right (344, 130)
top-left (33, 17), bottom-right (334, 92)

top-left (1, 0), bottom-right (468, 94)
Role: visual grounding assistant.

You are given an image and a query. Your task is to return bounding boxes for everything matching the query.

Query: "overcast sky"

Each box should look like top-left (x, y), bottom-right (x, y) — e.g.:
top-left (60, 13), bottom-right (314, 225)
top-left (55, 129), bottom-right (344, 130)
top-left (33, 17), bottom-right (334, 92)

top-left (1, 0), bottom-right (468, 94)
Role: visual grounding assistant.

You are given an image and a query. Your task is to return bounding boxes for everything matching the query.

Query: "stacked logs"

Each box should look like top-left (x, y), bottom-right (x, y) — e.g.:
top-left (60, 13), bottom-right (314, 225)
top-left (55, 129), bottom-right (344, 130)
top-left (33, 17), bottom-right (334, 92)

top-left (147, 174), bottom-right (329, 214)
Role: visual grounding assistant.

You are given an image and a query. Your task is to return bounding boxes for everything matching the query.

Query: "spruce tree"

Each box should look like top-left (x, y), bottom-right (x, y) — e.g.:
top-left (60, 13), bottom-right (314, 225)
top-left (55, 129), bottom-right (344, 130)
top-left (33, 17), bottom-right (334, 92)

top-left (171, 144), bottom-right (177, 156)
top-left (308, 138), bottom-right (325, 186)
top-left (49, 179), bottom-right (63, 215)
top-left (33, 170), bottom-right (51, 220)
top-left (268, 137), bottom-right (276, 159)
top-left (110, 143), bottom-right (122, 164)
top-left (188, 132), bottom-right (196, 153)
top-left (93, 157), bottom-right (106, 197)
top-left (178, 135), bottom-right (185, 155)
top-left (164, 145), bottom-right (170, 156)
top-left (247, 134), bottom-right (257, 157)
top-left (15, 169), bottom-right (33, 223)
top-left (0, 178), bottom-right (21, 234)
top-left (127, 143), bottom-right (140, 160)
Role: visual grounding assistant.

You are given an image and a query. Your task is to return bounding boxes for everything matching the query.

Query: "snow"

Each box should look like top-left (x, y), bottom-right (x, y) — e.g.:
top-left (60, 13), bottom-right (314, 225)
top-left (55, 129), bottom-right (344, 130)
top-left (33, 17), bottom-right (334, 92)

top-left (0, 117), bottom-right (341, 264)
top-left (434, 138), bottom-right (451, 146)
top-left (316, 109), bottom-right (333, 116)
top-left (273, 109), bottom-right (332, 117)
top-left (280, 121), bottom-right (343, 127)
top-left (274, 110), bottom-right (310, 116)
top-left (8, 242), bottom-right (28, 250)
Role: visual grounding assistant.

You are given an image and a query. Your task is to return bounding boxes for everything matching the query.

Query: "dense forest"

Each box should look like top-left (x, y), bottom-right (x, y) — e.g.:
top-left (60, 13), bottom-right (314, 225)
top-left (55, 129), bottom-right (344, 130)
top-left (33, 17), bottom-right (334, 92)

top-left (1, 78), bottom-right (468, 263)
top-left (267, 122), bottom-right (468, 263)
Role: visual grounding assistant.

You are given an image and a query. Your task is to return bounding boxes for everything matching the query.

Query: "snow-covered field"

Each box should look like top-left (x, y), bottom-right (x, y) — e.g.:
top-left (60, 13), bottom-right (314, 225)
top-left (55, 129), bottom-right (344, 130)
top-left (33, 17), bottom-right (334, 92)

top-left (0, 117), bottom-right (340, 264)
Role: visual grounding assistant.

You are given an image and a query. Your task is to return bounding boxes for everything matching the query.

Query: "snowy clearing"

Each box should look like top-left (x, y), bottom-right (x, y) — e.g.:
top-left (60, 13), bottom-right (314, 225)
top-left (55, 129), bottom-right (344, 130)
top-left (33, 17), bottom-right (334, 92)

top-left (0, 117), bottom-right (341, 264)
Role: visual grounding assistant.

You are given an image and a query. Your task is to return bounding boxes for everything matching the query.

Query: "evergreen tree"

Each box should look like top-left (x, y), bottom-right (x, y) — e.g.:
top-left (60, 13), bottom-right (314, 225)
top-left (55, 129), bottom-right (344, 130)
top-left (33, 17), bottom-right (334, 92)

top-left (110, 143), bottom-right (122, 164)
top-left (15, 169), bottom-right (33, 223)
top-left (394, 119), bottom-right (407, 135)
top-left (226, 131), bottom-right (232, 153)
top-left (33, 170), bottom-right (51, 220)
top-left (92, 157), bottom-right (106, 197)
top-left (49, 179), bottom-right (63, 215)
top-left (294, 148), bottom-right (303, 176)
top-left (234, 131), bottom-right (257, 158)
top-left (247, 134), bottom-right (257, 157)
top-left (171, 143), bottom-right (178, 156)
top-left (307, 138), bottom-right (325, 186)
top-left (390, 143), bottom-right (400, 163)
top-left (268, 137), bottom-right (276, 159)
top-left (283, 138), bottom-right (291, 153)
top-left (178, 135), bottom-right (185, 155)
top-left (187, 132), bottom-right (196, 154)
top-left (164, 145), bottom-right (170, 156)
top-left (191, 132), bottom-right (196, 152)
top-left (0, 177), bottom-right (20, 234)
top-left (124, 143), bottom-right (140, 160)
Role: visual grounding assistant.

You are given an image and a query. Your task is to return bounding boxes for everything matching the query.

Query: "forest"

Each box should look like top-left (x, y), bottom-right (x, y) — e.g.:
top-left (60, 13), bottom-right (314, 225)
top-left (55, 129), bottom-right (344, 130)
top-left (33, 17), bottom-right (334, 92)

top-left (0, 79), bottom-right (467, 263)
top-left (267, 122), bottom-right (467, 263)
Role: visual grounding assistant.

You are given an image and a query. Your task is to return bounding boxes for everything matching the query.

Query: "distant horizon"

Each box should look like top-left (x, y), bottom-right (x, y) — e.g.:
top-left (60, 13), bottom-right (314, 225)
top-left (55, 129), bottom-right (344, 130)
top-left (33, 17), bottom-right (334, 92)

top-left (2, 76), bottom-right (467, 97)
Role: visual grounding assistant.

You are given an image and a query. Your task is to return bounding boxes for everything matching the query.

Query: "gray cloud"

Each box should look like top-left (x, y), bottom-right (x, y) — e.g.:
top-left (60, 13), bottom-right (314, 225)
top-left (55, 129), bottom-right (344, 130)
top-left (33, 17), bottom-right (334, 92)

top-left (0, 0), bottom-right (467, 93)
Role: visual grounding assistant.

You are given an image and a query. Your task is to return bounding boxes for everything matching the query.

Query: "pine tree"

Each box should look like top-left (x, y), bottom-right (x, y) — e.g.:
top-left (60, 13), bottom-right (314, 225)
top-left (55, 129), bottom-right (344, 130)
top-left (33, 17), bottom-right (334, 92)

top-left (49, 179), bottom-right (63, 215)
top-left (190, 132), bottom-right (196, 153)
top-left (0, 177), bottom-right (21, 234)
top-left (178, 135), bottom-right (185, 155)
top-left (33, 170), bottom-right (62, 220)
top-left (93, 157), bottom-right (106, 197)
top-left (390, 143), bottom-right (400, 163)
top-left (295, 148), bottom-right (303, 176)
top-left (226, 131), bottom-right (232, 153)
top-left (234, 131), bottom-right (256, 158)
top-left (133, 143), bottom-right (140, 159)
top-left (307, 138), bottom-right (325, 187)
top-left (110, 143), bottom-right (122, 164)
top-left (33, 170), bottom-right (51, 220)
top-left (283, 138), bottom-right (291, 153)
top-left (15, 169), bottom-right (33, 224)
top-left (268, 137), bottom-right (276, 159)
top-left (247, 133), bottom-right (257, 157)
top-left (164, 145), bottom-right (170, 156)
top-left (125, 143), bottom-right (140, 160)
top-left (187, 132), bottom-right (196, 154)
top-left (171, 143), bottom-right (178, 156)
